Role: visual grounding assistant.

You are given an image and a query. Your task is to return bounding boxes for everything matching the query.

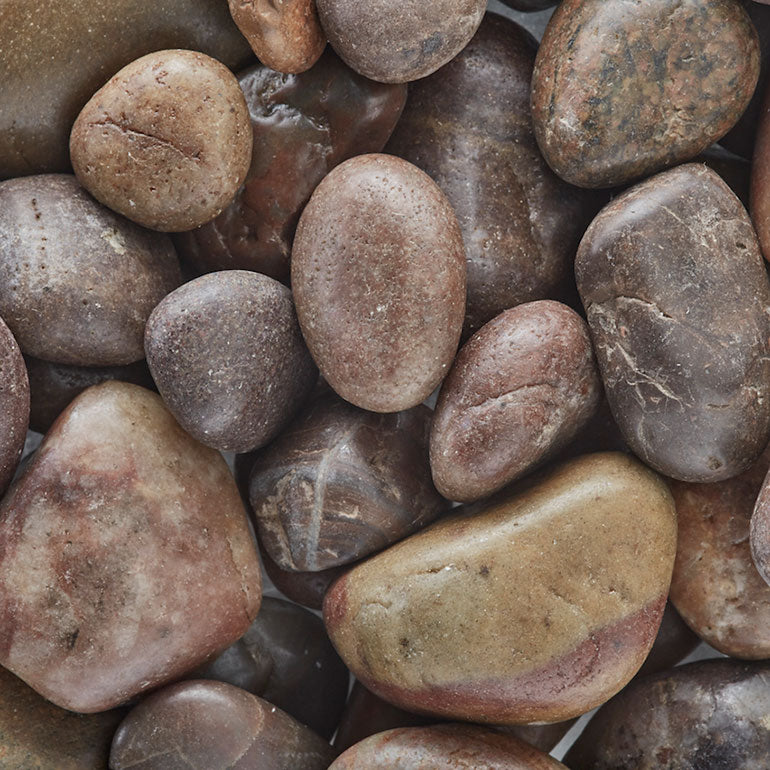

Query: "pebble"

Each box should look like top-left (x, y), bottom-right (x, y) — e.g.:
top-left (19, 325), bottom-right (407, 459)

top-left (0, 318), bottom-right (29, 496)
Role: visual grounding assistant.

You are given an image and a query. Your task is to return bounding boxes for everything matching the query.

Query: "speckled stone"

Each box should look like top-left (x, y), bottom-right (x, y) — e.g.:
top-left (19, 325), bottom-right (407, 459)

top-left (750, 464), bottom-right (770, 586)
top-left (0, 174), bottom-right (181, 366)
top-left (324, 452), bottom-right (677, 725)
top-left (565, 659), bottom-right (770, 769)
top-left (0, 382), bottom-right (261, 713)
top-left (110, 680), bottom-right (334, 769)
top-left (292, 154), bottom-right (466, 413)
top-left (576, 164), bottom-right (770, 482)
top-left (0, 318), bottom-right (29, 496)
top-left (532, 0), bottom-right (760, 187)
top-left (145, 270), bottom-right (317, 453)
top-left (636, 602), bottom-right (699, 678)
top-left (70, 50), bottom-right (253, 232)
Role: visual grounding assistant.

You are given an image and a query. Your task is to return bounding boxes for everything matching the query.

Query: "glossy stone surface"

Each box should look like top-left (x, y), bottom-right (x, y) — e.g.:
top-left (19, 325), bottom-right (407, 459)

top-left (576, 164), bottom-right (770, 482)
top-left (324, 452), bottom-right (677, 725)
top-left (750, 464), bottom-right (770, 585)
top-left (195, 596), bottom-right (349, 739)
top-left (0, 174), bottom-right (181, 366)
top-left (110, 680), bottom-right (334, 769)
top-left (0, 382), bottom-right (261, 713)
top-left (316, 0), bottom-right (485, 83)
top-left (292, 154), bottom-right (466, 413)
top-left (565, 660), bottom-right (770, 769)
top-left (430, 301), bottom-right (601, 503)
top-left (532, 0), bottom-right (760, 187)
top-left (636, 602), bottom-right (699, 678)
top-left (0, 318), bottom-right (29, 497)
top-left (250, 391), bottom-right (444, 571)
top-left (71, 50), bottom-right (253, 232)
top-left (145, 270), bottom-right (317, 452)
top-left (173, 52), bottom-right (406, 283)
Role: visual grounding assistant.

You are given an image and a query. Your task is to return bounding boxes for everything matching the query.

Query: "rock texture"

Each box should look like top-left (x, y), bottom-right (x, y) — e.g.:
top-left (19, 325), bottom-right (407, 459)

top-left (0, 318), bottom-right (29, 496)
top-left (750, 463), bottom-right (770, 585)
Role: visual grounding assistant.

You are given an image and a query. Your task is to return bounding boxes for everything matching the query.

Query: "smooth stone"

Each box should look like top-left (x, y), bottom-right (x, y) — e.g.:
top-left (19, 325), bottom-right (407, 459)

top-left (576, 164), bottom-right (770, 482)
top-left (292, 154), bottom-right (466, 413)
top-left (0, 382), bottom-right (261, 712)
top-left (145, 270), bottom-right (317, 453)
top-left (430, 301), bottom-right (601, 503)
top-left (750, 462), bottom-right (770, 585)
top-left (110, 680), bottom-right (334, 769)
top-left (532, 0), bottom-right (760, 187)
top-left (0, 318), bottom-right (29, 496)
top-left (0, 174), bottom-right (181, 366)
top-left (70, 50), bottom-right (253, 232)
top-left (25, 356), bottom-right (155, 434)
top-left (750, 74), bottom-right (770, 261)
top-left (173, 51), bottom-right (406, 283)
top-left (249, 391), bottom-right (444, 571)
top-left (637, 602), bottom-right (700, 678)
top-left (316, 0), bottom-right (485, 83)
top-left (194, 596), bottom-right (349, 739)
top-left (386, 14), bottom-right (596, 337)
top-left (565, 659), bottom-right (770, 769)
top-left (329, 725), bottom-right (566, 769)
top-left (229, 0), bottom-right (326, 74)
top-left (324, 452), bottom-right (677, 724)
top-left (0, 0), bottom-right (252, 179)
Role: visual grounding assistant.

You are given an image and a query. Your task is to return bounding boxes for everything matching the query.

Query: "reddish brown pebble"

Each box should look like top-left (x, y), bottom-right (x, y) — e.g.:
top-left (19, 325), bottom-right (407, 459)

top-left (292, 154), bottom-right (466, 412)
top-left (532, 0), bottom-right (760, 187)
top-left (0, 382), bottom-right (261, 712)
top-left (751, 465), bottom-right (770, 586)
top-left (0, 317), bottom-right (29, 497)
top-left (110, 680), bottom-right (334, 770)
top-left (70, 49), bottom-right (253, 232)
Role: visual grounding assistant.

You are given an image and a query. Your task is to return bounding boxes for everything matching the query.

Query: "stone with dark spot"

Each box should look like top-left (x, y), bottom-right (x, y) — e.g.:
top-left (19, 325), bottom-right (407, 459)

top-left (532, 0), bottom-right (760, 188)
top-left (0, 318), bottom-right (28, 497)
top-left (0, 381), bottom-right (261, 713)
top-left (576, 164), bottom-right (770, 482)
top-left (637, 602), bottom-right (699, 677)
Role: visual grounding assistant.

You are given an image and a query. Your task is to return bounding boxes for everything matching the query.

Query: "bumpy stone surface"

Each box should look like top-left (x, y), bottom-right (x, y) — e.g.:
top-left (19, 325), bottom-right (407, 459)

top-left (0, 174), bottom-right (181, 366)
top-left (292, 154), bottom-right (466, 412)
top-left (576, 164), bottom-right (770, 482)
top-left (195, 596), bottom-right (349, 739)
top-left (637, 602), bottom-right (699, 678)
top-left (430, 301), bottom-right (601, 503)
top-left (324, 452), bottom-right (677, 724)
top-left (110, 680), bottom-right (334, 769)
top-left (71, 50), bottom-right (253, 232)
top-left (174, 52), bottom-right (406, 283)
top-left (386, 14), bottom-right (594, 337)
top-left (750, 465), bottom-right (770, 586)
top-left (0, 318), bottom-right (29, 496)
top-left (145, 270), bottom-right (317, 453)
top-left (532, 0), bottom-right (760, 187)
top-left (0, 382), bottom-right (261, 713)
top-left (250, 391), bottom-right (444, 571)
top-left (565, 660), bottom-right (770, 769)
top-left (316, 0), bottom-right (485, 83)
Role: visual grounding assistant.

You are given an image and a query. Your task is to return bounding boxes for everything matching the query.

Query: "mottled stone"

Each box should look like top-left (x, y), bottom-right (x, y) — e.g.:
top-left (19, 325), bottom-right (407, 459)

top-left (110, 680), bottom-right (334, 769)
top-left (576, 164), bottom-right (770, 482)
top-left (195, 596), bottom-right (349, 738)
top-left (71, 50), bottom-right (253, 232)
top-left (565, 660), bottom-right (770, 769)
top-left (145, 270), bottom-right (316, 452)
top-left (324, 452), bottom-right (677, 724)
top-left (0, 174), bottom-right (181, 366)
top-left (532, 0), bottom-right (760, 187)
top-left (430, 301), bottom-right (601, 503)
top-left (292, 154), bottom-right (466, 413)
top-left (0, 318), bottom-right (28, 496)
top-left (637, 602), bottom-right (700, 678)
top-left (750, 464), bottom-right (770, 585)
top-left (173, 52), bottom-right (406, 283)
top-left (0, 382), bottom-right (261, 712)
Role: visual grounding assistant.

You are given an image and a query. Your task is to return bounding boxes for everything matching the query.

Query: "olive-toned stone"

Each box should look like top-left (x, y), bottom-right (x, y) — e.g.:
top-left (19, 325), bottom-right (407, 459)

top-left (565, 660), bottom-right (770, 769)
top-left (0, 382), bottom-right (261, 713)
top-left (532, 0), bottom-right (760, 187)
top-left (250, 391), bottom-right (444, 570)
top-left (110, 680), bottom-right (334, 769)
top-left (292, 154), bottom-right (466, 413)
top-left (195, 596), bottom-right (349, 739)
top-left (324, 452), bottom-right (677, 724)
top-left (173, 52), bottom-right (406, 283)
top-left (329, 725), bottom-right (566, 769)
top-left (316, 0), bottom-right (485, 83)
top-left (430, 301), bottom-right (601, 503)
top-left (229, 0), bottom-right (326, 74)
top-left (637, 602), bottom-right (699, 678)
top-left (750, 466), bottom-right (770, 585)
top-left (576, 164), bottom-right (770, 482)
top-left (386, 14), bottom-right (595, 337)
top-left (0, 318), bottom-right (28, 496)
top-left (71, 50), bottom-right (253, 232)
top-left (145, 270), bottom-right (316, 453)
top-left (0, 174), bottom-right (181, 366)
